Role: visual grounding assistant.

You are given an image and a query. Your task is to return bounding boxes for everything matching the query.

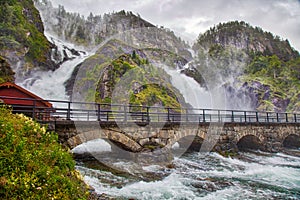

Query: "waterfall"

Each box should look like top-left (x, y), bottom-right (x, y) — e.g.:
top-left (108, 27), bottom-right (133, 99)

top-left (162, 65), bottom-right (213, 109)
top-left (162, 61), bottom-right (255, 111)
top-left (18, 33), bottom-right (90, 102)
top-left (161, 63), bottom-right (230, 110)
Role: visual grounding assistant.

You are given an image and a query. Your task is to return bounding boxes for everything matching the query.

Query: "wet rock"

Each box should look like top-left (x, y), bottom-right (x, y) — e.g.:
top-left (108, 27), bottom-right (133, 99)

top-left (135, 148), bottom-right (173, 165)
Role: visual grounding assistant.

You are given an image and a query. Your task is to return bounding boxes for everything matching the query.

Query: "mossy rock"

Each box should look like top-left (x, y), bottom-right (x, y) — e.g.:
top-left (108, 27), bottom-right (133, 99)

top-left (0, 56), bottom-right (14, 83)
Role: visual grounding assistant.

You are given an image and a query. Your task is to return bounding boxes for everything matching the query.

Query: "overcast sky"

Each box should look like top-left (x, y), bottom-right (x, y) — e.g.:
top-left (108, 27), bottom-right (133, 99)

top-left (50, 0), bottom-right (300, 51)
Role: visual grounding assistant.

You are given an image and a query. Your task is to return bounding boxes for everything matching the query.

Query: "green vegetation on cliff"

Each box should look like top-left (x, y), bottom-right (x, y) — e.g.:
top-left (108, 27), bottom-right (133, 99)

top-left (0, 56), bottom-right (14, 84)
top-left (192, 21), bottom-right (300, 112)
top-left (0, 107), bottom-right (89, 199)
top-left (194, 21), bottom-right (299, 61)
top-left (95, 52), bottom-right (183, 109)
top-left (0, 0), bottom-right (55, 70)
top-left (242, 56), bottom-right (300, 111)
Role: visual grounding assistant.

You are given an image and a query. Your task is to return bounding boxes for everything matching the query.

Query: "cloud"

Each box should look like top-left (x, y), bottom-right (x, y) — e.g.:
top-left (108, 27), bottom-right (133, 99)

top-left (50, 0), bottom-right (300, 51)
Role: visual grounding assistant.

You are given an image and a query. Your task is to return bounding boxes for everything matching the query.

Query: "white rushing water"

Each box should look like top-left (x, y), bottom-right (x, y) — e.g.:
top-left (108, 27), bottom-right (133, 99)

top-left (77, 151), bottom-right (300, 199)
top-left (161, 64), bottom-right (229, 110)
top-left (162, 64), bottom-right (213, 109)
top-left (18, 33), bottom-right (90, 102)
top-left (72, 139), bottom-right (112, 154)
top-left (162, 62), bottom-right (256, 111)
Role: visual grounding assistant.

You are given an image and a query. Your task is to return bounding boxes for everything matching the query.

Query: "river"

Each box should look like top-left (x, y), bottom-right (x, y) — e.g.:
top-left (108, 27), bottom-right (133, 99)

top-left (73, 140), bottom-right (300, 200)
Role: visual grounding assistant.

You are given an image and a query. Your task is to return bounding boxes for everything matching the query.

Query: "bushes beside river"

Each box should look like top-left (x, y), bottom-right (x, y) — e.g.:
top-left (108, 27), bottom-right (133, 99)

top-left (0, 107), bottom-right (89, 199)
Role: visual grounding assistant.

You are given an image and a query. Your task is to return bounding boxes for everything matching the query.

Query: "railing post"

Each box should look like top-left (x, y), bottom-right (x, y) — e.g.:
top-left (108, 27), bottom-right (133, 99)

top-left (256, 112), bottom-right (259, 122)
top-left (231, 111), bottom-right (234, 122)
top-left (97, 104), bottom-right (101, 121)
top-left (285, 113), bottom-right (288, 123)
top-left (266, 112), bottom-right (269, 123)
top-left (167, 107), bottom-right (170, 122)
top-left (294, 114), bottom-right (297, 123)
top-left (276, 113), bottom-right (279, 123)
top-left (124, 105), bottom-right (127, 122)
top-left (67, 102), bottom-right (71, 120)
top-left (202, 109), bottom-right (206, 122)
top-left (218, 110), bottom-right (221, 122)
top-left (244, 111), bottom-right (247, 122)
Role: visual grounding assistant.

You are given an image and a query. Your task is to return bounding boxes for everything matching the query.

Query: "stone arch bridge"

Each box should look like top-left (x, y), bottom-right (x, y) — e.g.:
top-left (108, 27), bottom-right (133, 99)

top-left (1, 96), bottom-right (299, 153)
top-left (54, 121), bottom-right (300, 153)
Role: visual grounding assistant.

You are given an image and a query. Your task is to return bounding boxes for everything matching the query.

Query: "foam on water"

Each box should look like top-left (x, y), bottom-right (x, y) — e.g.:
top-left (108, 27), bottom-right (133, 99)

top-left (191, 152), bottom-right (300, 190)
top-left (78, 151), bottom-right (300, 199)
top-left (83, 173), bottom-right (197, 200)
top-left (72, 139), bottom-right (112, 154)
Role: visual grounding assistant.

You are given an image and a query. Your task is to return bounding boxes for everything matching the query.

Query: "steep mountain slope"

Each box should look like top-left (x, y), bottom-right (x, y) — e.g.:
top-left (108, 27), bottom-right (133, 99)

top-left (190, 21), bottom-right (300, 112)
top-left (193, 21), bottom-right (299, 61)
top-left (67, 39), bottom-right (187, 109)
top-left (0, 0), bottom-right (58, 82)
top-left (33, 0), bottom-right (192, 105)
top-left (242, 55), bottom-right (300, 111)
top-left (34, 0), bottom-right (191, 61)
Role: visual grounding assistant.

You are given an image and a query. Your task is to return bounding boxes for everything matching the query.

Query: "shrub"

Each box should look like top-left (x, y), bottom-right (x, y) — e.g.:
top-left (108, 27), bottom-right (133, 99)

top-left (0, 107), bottom-right (89, 199)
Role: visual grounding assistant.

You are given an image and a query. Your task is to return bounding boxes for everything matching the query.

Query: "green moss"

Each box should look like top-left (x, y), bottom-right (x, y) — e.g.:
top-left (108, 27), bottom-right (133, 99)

top-left (0, 107), bottom-right (90, 199)
top-left (130, 84), bottom-right (180, 108)
top-left (0, 0), bottom-right (52, 66)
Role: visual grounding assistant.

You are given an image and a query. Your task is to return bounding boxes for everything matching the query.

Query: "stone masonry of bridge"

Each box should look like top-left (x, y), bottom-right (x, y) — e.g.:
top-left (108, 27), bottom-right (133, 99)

top-left (54, 121), bottom-right (300, 154)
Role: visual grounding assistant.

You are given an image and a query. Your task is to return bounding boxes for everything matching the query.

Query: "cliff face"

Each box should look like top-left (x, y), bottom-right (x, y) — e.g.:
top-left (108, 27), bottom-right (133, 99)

top-left (34, 0), bottom-right (191, 61)
top-left (191, 21), bottom-right (300, 112)
top-left (0, 0), bottom-right (58, 81)
top-left (193, 21), bottom-right (299, 61)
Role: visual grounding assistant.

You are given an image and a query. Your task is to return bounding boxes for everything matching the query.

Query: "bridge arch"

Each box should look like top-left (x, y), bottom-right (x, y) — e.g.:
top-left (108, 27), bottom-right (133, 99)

top-left (67, 130), bottom-right (142, 152)
top-left (176, 135), bottom-right (205, 152)
top-left (167, 128), bottom-right (200, 147)
top-left (283, 134), bottom-right (300, 149)
top-left (237, 134), bottom-right (264, 151)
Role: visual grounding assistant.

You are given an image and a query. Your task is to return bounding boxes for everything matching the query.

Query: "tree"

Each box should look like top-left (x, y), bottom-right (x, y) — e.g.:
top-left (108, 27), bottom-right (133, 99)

top-left (75, 25), bottom-right (85, 40)
top-left (132, 50), bottom-right (137, 59)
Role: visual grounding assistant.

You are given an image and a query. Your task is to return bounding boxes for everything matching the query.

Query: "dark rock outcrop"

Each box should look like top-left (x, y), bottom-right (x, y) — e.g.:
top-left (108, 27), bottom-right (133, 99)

top-left (0, 56), bottom-right (15, 83)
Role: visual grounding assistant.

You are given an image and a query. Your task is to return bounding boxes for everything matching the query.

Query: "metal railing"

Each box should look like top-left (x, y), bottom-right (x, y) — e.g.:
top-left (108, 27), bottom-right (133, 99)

top-left (0, 96), bottom-right (299, 123)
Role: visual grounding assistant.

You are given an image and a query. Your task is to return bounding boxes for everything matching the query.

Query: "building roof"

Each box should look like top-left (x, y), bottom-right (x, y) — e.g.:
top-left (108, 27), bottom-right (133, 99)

top-left (0, 82), bottom-right (52, 108)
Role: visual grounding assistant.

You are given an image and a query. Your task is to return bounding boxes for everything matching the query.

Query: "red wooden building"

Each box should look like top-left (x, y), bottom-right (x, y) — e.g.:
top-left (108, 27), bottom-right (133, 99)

top-left (0, 82), bottom-right (53, 120)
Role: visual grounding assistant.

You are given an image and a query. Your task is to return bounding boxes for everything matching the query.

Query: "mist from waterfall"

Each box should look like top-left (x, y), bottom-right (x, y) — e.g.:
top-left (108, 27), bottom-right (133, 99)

top-left (161, 59), bottom-right (253, 111)
top-left (181, 47), bottom-right (255, 111)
